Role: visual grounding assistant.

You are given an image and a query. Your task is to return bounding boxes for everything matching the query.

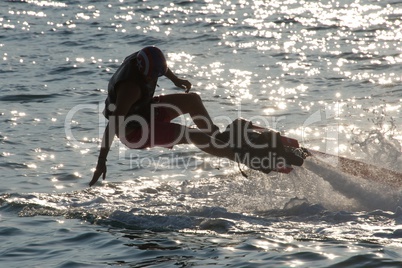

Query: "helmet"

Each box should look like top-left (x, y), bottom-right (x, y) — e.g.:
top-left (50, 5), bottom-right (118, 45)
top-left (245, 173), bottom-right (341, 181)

top-left (136, 46), bottom-right (168, 79)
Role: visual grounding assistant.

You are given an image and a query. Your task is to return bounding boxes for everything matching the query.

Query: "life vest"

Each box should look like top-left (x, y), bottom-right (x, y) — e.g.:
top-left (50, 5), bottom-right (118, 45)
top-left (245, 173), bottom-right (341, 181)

top-left (103, 52), bottom-right (157, 123)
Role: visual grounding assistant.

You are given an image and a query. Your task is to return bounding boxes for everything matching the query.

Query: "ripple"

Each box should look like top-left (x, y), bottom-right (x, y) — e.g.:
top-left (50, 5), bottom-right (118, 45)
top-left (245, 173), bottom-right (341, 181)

top-left (0, 226), bottom-right (23, 236)
top-left (1, 0), bottom-right (402, 266)
top-left (0, 94), bottom-right (60, 103)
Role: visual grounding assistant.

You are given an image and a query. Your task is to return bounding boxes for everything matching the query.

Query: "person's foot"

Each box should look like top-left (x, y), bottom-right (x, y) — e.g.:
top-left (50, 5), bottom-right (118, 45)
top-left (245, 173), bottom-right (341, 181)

top-left (283, 147), bottom-right (310, 166)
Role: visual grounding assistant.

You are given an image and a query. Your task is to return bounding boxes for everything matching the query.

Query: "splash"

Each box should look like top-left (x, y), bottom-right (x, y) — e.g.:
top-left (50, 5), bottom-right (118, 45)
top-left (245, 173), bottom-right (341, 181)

top-left (350, 106), bottom-right (402, 171)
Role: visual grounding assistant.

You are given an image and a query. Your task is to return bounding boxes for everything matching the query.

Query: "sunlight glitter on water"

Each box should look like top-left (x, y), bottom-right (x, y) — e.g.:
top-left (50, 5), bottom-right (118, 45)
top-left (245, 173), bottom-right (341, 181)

top-left (25, 1), bottom-right (66, 7)
top-left (2, 0), bottom-right (402, 266)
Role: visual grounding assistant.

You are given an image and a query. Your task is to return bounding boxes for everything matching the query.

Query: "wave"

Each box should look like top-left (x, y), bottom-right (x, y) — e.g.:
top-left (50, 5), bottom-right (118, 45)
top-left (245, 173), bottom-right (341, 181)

top-left (0, 94), bottom-right (62, 103)
top-left (1, 165), bottom-right (402, 233)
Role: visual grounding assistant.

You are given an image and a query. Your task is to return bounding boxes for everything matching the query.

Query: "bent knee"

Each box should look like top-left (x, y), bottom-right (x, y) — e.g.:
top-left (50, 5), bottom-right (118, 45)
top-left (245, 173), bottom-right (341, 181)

top-left (186, 92), bottom-right (202, 102)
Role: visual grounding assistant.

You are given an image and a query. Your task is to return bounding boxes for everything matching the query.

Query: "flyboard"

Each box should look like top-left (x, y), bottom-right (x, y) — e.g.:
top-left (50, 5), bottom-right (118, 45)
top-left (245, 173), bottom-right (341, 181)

top-left (218, 118), bottom-right (402, 186)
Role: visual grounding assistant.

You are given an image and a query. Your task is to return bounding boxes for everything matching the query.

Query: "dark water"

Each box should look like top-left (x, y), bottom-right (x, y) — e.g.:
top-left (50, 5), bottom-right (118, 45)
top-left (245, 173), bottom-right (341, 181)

top-left (1, 0), bottom-right (402, 267)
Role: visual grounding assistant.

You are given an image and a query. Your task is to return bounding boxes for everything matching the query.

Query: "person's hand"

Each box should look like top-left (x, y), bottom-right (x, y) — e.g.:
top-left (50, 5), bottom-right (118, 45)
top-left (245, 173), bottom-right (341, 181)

top-left (174, 78), bottom-right (192, 93)
top-left (89, 159), bottom-right (107, 187)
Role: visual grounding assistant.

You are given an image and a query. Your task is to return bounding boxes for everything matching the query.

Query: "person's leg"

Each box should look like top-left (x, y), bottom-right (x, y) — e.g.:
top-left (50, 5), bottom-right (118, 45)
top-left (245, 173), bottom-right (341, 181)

top-left (156, 93), bottom-right (218, 134)
top-left (153, 94), bottom-right (246, 160)
top-left (123, 93), bottom-right (237, 160)
top-left (123, 121), bottom-right (235, 159)
top-left (176, 125), bottom-right (235, 159)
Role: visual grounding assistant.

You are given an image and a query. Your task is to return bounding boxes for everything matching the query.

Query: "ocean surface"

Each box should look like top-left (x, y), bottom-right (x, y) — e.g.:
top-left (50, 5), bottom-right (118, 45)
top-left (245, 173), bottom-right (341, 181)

top-left (1, 0), bottom-right (402, 267)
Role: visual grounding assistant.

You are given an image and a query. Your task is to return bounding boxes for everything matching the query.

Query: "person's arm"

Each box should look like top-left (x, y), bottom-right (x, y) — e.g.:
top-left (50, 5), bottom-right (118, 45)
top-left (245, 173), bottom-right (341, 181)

top-left (164, 68), bottom-right (192, 93)
top-left (89, 81), bottom-right (141, 186)
top-left (89, 122), bottom-right (113, 186)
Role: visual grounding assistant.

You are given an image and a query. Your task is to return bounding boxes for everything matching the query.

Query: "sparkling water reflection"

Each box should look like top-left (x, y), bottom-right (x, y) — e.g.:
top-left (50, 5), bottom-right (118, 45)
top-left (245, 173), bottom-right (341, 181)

top-left (1, 0), bottom-right (402, 267)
